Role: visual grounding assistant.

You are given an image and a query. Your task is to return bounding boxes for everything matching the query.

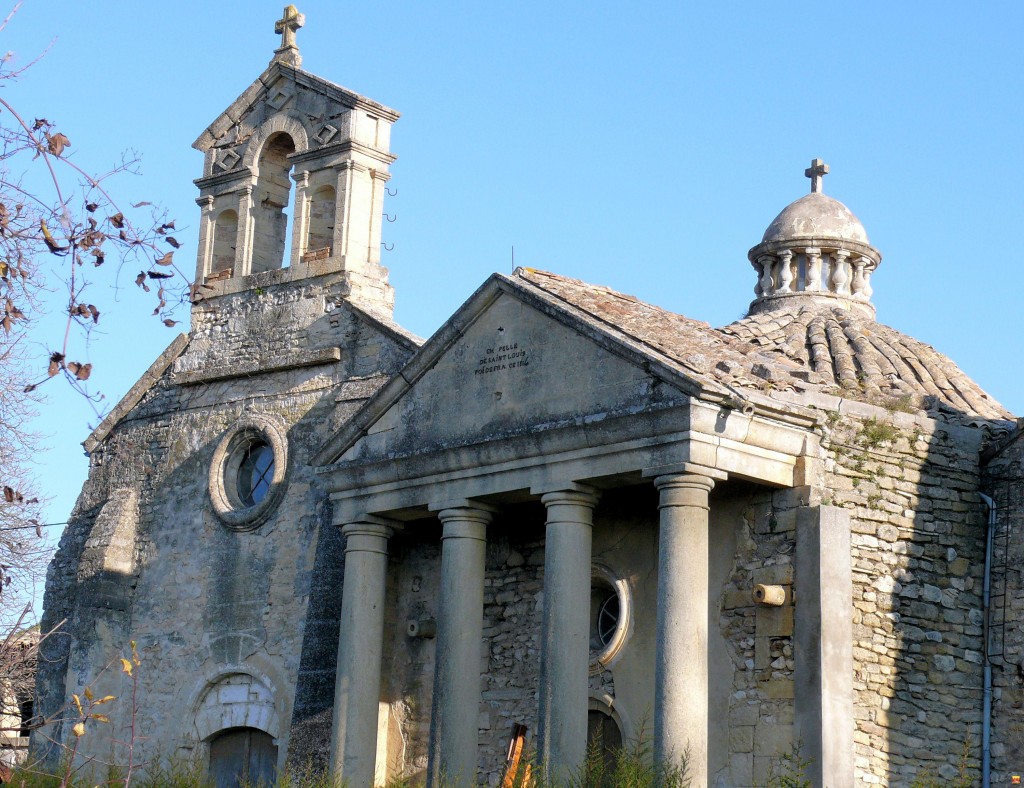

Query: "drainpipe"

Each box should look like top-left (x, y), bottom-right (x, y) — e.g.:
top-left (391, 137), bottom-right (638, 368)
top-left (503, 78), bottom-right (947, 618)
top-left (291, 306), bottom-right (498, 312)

top-left (979, 492), bottom-right (996, 788)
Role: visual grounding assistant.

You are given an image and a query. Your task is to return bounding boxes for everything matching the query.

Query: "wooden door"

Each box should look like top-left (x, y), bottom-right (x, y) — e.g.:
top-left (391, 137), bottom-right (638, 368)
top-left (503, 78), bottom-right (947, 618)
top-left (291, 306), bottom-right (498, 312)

top-left (587, 709), bottom-right (623, 774)
top-left (209, 727), bottom-right (277, 788)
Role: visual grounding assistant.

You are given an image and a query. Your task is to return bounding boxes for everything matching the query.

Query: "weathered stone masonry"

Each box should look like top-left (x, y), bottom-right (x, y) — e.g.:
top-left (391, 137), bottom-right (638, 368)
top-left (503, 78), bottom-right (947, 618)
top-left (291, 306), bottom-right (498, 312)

top-left (35, 11), bottom-right (1024, 788)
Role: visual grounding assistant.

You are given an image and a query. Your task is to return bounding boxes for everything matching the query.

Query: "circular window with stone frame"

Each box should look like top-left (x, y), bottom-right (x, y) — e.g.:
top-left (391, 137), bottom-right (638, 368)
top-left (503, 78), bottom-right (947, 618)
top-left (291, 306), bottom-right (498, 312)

top-left (589, 564), bottom-right (632, 675)
top-left (209, 415), bottom-right (289, 531)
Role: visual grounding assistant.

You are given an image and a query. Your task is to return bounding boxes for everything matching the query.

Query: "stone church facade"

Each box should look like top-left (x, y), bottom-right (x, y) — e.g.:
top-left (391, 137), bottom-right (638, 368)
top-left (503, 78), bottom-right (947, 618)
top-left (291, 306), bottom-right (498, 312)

top-left (33, 8), bottom-right (1024, 787)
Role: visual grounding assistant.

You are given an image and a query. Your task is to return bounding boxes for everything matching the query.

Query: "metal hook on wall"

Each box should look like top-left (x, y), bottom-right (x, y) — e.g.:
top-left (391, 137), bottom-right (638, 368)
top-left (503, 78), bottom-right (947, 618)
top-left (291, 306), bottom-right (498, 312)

top-left (383, 213), bottom-right (396, 223)
top-left (386, 187), bottom-right (398, 197)
top-left (381, 242), bottom-right (394, 252)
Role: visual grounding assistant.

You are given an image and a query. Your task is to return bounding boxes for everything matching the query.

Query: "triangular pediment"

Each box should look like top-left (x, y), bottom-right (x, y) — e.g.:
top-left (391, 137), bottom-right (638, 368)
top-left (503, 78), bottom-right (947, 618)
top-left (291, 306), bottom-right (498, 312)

top-left (316, 274), bottom-right (710, 467)
top-left (193, 61), bottom-right (399, 155)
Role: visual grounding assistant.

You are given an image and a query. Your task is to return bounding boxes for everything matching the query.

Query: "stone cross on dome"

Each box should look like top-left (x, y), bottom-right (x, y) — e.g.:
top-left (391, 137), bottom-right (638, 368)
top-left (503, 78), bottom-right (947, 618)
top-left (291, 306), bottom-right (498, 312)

top-left (273, 5), bottom-right (305, 68)
top-left (805, 158), bottom-right (829, 194)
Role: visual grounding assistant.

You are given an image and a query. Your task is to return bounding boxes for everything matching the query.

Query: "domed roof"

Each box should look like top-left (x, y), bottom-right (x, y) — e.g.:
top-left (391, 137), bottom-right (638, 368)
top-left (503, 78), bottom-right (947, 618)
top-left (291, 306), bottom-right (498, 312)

top-left (720, 304), bottom-right (1010, 421)
top-left (761, 192), bottom-right (870, 245)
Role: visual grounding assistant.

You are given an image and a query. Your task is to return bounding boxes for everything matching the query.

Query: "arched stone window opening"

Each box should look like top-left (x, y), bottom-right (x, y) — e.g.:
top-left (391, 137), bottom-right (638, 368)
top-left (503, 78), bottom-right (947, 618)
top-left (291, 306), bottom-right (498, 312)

top-left (211, 209), bottom-right (238, 275)
top-left (252, 132), bottom-right (296, 274)
top-left (208, 727), bottom-right (277, 788)
top-left (305, 184), bottom-right (335, 260)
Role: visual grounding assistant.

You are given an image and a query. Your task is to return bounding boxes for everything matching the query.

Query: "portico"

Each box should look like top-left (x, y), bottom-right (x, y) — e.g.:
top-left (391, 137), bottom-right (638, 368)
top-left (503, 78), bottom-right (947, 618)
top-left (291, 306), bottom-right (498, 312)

top-left (315, 269), bottom-right (846, 786)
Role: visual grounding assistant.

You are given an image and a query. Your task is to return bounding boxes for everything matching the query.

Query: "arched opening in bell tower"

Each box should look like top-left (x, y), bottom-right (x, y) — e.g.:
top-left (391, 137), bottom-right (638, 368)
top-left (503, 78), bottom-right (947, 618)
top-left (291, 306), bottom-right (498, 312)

top-left (251, 132), bottom-right (296, 273)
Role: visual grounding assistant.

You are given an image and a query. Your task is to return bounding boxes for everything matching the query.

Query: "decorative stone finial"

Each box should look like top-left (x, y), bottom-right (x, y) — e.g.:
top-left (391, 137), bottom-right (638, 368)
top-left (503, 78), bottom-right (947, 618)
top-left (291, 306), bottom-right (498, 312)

top-left (273, 5), bottom-right (305, 68)
top-left (804, 158), bottom-right (829, 194)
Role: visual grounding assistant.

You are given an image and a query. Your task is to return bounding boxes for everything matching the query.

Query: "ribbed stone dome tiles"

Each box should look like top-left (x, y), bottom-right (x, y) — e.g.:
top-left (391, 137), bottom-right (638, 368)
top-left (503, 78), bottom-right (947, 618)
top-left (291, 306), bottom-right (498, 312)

top-left (721, 306), bottom-right (1009, 420)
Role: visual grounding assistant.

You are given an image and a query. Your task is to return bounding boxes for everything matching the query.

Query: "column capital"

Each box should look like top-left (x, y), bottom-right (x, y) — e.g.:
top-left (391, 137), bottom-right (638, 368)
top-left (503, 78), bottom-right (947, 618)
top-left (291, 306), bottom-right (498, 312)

top-left (538, 487), bottom-right (600, 510)
top-left (643, 462), bottom-right (727, 482)
top-left (653, 473), bottom-right (717, 490)
top-left (436, 505), bottom-right (494, 541)
top-left (429, 498), bottom-right (498, 515)
top-left (652, 474), bottom-right (717, 512)
top-left (341, 515), bottom-right (401, 553)
top-left (532, 481), bottom-right (600, 507)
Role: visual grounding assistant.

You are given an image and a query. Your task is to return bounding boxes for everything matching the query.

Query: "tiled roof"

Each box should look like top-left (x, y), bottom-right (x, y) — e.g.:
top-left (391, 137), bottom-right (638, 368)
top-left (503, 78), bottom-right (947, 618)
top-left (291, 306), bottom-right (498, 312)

top-left (515, 268), bottom-right (1011, 422)
top-left (722, 306), bottom-right (1009, 420)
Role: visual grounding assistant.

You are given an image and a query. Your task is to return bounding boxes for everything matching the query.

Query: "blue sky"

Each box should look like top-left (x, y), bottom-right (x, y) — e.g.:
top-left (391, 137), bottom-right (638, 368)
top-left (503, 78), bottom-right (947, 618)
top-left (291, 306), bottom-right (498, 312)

top-left (7, 1), bottom-right (1024, 572)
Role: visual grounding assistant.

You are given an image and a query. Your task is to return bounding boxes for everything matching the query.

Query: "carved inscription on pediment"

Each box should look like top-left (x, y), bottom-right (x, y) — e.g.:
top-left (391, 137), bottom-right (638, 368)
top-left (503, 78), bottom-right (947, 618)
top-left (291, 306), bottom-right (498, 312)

top-left (474, 341), bottom-right (530, 376)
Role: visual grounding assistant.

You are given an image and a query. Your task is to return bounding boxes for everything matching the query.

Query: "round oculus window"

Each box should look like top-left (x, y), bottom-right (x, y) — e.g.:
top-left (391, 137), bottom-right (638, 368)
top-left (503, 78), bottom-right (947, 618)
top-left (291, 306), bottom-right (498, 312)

top-left (591, 586), bottom-right (620, 651)
top-left (237, 441), bottom-right (275, 507)
top-left (209, 415), bottom-right (288, 531)
top-left (589, 565), bottom-right (631, 674)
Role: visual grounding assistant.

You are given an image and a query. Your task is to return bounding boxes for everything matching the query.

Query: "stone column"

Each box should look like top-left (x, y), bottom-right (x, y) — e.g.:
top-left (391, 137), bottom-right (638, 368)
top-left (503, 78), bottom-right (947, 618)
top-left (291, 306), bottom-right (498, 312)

top-left (795, 506), bottom-right (854, 788)
top-left (850, 257), bottom-right (867, 300)
top-left (805, 247), bottom-right (822, 292)
top-left (858, 256), bottom-right (874, 301)
top-left (756, 253), bottom-right (775, 298)
top-left (329, 517), bottom-right (398, 787)
top-left (776, 249), bottom-right (794, 294)
top-left (653, 472), bottom-right (717, 785)
top-left (832, 249), bottom-right (851, 295)
top-left (427, 505), bottom-right (494, 787)
top-left (536, 487), bottom-right (600, 782)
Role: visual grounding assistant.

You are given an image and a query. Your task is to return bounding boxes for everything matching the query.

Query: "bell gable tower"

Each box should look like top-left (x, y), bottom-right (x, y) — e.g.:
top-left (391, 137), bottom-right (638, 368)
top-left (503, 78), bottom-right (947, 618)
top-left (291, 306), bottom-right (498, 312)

top-left (191, 5), bottom-right (399, 317)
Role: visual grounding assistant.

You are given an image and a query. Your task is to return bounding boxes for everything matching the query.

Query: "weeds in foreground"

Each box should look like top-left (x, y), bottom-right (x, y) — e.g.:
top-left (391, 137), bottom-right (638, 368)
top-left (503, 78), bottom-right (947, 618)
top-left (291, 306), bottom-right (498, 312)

top-left (499, 726), bottom-right (689, 788)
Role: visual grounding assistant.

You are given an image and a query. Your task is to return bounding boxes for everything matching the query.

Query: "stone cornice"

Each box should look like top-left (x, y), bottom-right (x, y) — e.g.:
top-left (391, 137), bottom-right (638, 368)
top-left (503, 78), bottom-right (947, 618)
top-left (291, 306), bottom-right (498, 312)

top-left (288, 140), bottom-right (397, 168)
top-left (194, 168), bottom-right (254, 193)
top-left (748, 236), bottom-right (880, 266)
top-left (176, 347), bottom-right (342, 386)
top-left (321, 403), bottom-right (810, 524)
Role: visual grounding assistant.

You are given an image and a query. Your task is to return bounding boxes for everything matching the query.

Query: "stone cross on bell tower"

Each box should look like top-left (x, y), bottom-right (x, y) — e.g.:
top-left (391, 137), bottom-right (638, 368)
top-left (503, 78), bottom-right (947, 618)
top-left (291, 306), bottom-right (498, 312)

top-left (273, 5), bottom-right (305, 68)
top-left (805, 158), bottom-right (829, 194)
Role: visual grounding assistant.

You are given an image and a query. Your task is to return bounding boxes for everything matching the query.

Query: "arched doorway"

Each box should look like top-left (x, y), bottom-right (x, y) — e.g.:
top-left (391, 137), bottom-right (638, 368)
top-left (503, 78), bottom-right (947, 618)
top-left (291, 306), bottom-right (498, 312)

top-left (208, 727), bottom-right (278, 788)
top-left (587, 707), bottom-right (623, 774)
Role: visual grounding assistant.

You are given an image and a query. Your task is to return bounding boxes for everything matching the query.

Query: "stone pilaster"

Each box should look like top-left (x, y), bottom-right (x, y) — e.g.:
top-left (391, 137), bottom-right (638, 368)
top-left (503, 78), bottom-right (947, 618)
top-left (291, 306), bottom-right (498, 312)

top-left (235, 184), bottom-right (255, 277)
top-left (427, 505), bottom-right (494, 787)
top-left (194, 195), bottom-right (215, 281)
top-left (536, 487), bottom-right (600, 782)
top-left (289, 169), bottom-right (310, 265)
top-left (329, 517), bottom-right (398, 787)
top-left (653, 471), bottom-right (719, 786)
top-left (795, 505), bottom-right (854, 788)
top-left (333, 162), bottom-right (353, 264)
